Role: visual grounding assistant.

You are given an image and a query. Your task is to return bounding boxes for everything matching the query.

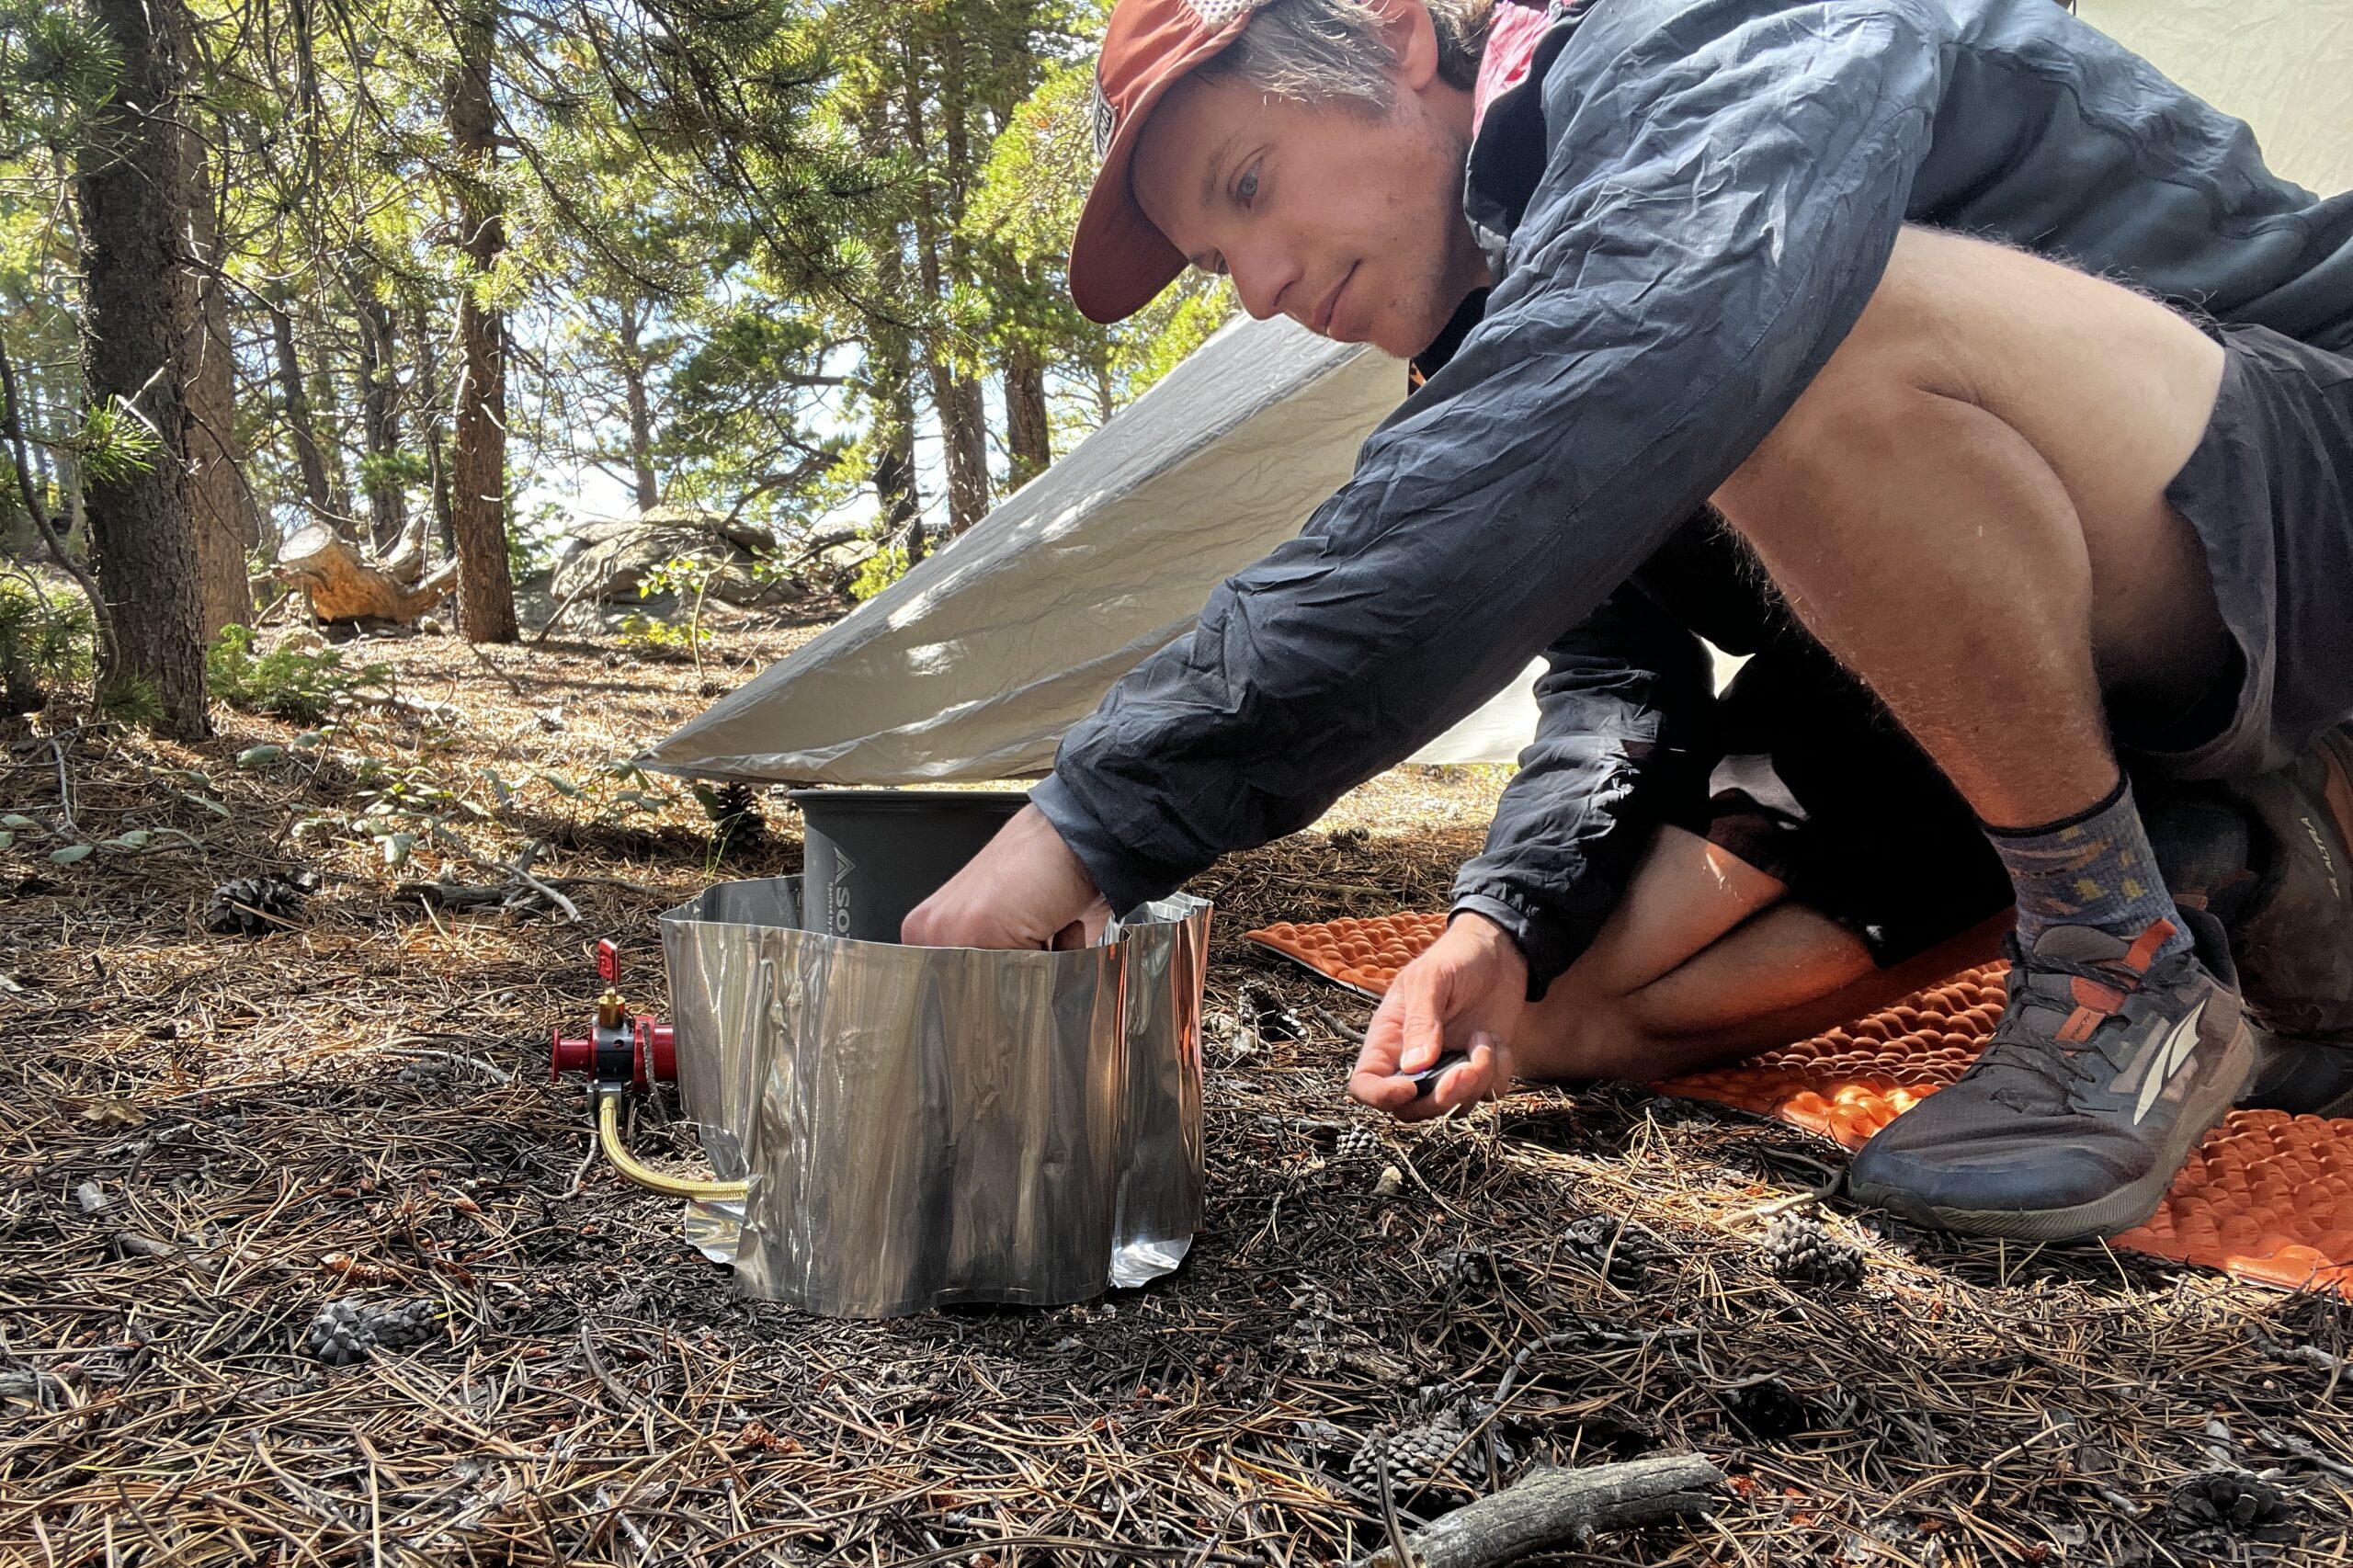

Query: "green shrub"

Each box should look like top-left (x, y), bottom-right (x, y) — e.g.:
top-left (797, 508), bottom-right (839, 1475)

top-left (207, 624), bottom-right (392, 725)
top-left (0, 576), bottom-right (95, 712)
top-left (848, 543), bottom-right (910, 603)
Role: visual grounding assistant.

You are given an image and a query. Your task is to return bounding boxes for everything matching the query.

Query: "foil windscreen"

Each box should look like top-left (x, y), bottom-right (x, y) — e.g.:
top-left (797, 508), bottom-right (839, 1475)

top-left (661, 879), bottom-right (1209, 1317)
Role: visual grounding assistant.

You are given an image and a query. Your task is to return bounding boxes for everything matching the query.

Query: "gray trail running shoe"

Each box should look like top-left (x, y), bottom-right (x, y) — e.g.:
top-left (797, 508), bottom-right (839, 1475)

top-left (1848, 912), bottom-right (2257, 1242)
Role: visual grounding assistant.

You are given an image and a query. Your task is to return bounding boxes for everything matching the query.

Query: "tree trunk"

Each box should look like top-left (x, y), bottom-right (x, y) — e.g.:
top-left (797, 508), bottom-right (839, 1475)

top-left (899, 49), bottom-right (990, 537)
top-left (357, 293), bottom-right (407, 552)
top-left (181, 118), bottom-right (253, 640)
top-left (305, 293), bottom-right (355, 529)
top-left (445, 0), bottom-right (518, 642)
top-left (1002, 334), bottom-right (1051, 492)
top-left (269, 286), bottom-right (334, 522)
top-left (929, 366), bottom-right (988, 534)
top-left (618, 297), bottom-right (660, 512)
top-left (412, 301), bottom-right (455, 559)
top-left (77, 0), bottom-right (209, 736)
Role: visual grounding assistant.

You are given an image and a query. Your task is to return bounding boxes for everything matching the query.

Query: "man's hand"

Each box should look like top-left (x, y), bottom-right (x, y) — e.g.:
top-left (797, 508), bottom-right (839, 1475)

top-left (902, 804), bottom-right (1113, 949)
top-left (1347, 912), bottom-right (1528, 1121)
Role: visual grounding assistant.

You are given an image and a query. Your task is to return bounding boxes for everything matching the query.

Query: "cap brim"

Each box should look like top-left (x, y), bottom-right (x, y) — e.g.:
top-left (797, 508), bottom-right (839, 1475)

top-left (1067, 20), bottom-right (1250, 325)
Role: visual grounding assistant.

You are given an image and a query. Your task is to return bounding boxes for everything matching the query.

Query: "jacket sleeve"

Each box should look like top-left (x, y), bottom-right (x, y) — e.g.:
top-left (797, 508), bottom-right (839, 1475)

top-left (1033, 0), bottom-right (1957, 916)
top-left (1451, 587), bottom-right (1716, 998)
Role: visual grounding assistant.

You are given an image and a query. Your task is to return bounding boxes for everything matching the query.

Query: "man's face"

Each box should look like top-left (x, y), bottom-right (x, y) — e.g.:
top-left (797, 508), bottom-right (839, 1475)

top-left (1128, 66), bottom-right (1486, 358)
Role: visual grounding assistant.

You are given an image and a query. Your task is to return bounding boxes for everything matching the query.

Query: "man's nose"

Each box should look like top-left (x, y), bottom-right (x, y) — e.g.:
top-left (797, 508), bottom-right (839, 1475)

top-left (1228, 244), bottom-right (1303, 324)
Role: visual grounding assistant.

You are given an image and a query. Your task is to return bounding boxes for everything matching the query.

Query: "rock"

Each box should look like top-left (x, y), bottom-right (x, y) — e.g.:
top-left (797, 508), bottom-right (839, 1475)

top-left (1373, 1165), bottom-right (1404, 1197)
top-left (547, 507), bottom-right (803, 610)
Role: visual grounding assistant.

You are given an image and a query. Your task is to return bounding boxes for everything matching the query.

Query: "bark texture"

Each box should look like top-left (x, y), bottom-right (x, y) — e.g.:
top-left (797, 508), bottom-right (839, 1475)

top-left (412, 302), bottom-right (455, 558)
top-left (617, 297), bottom-right (660, 512)
top-left (77, 0), bottom-right (210, 736)
top-left (1002, 334), bottom-right (1051, 493)
top-left (357, 293), bottom-right (407, 551)
top-left (269, 287), bottom-right (335, 521)
top-left (445, 0), bottom-right (518, 642)
top-left (182, 123), bottom-right (255, 639)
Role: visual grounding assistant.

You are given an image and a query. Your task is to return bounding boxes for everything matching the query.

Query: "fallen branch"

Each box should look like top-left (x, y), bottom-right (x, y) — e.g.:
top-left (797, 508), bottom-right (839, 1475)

top-left (1350, 1454), bottom-right (1723, 1568)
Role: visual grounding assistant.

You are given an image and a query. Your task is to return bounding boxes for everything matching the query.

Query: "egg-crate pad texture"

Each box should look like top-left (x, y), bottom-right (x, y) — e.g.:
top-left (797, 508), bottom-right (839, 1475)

top-left (1245, 912), bottom-right (2353, 1294)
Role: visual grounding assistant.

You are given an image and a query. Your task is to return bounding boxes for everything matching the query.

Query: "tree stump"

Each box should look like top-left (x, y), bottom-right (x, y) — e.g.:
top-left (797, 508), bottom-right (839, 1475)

top-left (274, 523), bottom-right (459, 624)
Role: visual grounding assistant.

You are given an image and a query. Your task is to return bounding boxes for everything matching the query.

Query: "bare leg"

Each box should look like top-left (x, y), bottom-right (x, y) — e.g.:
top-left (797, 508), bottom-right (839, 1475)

top-left (1510, 825), bottom-right (2007, 1083)
top-left (1709, 226), bottom-right (2230, 830)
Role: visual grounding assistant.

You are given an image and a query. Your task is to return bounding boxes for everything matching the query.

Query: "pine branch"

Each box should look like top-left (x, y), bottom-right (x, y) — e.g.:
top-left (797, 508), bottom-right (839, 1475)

top-left (0, 348), bottom-right (119, 678)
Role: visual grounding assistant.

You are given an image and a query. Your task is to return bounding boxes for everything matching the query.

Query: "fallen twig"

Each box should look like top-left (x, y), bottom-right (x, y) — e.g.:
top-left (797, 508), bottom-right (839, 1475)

top-left (1351, 1454), bottom-right (1724, 1568)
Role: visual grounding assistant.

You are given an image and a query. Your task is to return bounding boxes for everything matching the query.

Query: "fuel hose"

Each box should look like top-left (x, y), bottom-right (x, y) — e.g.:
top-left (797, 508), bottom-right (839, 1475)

top-left (594, 1095), bottom-right (747, 1202)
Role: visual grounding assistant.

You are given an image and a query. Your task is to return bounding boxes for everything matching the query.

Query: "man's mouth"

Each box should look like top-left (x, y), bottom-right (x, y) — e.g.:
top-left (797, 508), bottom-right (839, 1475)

top-left (1313, 264), bottom-right (1358, 338)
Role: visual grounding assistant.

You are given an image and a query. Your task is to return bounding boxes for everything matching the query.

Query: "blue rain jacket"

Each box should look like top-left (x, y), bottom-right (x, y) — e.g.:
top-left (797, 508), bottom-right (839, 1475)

top-left (1032, 0), bottom-right (2353, 992)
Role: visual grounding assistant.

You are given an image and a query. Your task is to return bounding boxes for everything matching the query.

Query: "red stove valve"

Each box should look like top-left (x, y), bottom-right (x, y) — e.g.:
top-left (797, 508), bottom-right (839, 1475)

top-left (551, 939), bottom-right (677, 1090)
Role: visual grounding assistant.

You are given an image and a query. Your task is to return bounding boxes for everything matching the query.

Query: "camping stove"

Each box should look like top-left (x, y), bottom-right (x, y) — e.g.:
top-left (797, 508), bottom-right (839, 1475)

top-left (551, 939), bottom-right (676, 1093)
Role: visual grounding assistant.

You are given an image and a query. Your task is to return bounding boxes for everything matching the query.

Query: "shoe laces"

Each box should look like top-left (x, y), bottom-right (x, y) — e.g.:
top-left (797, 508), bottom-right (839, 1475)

top-left (1972, 922), bottom-right (2177, 1110)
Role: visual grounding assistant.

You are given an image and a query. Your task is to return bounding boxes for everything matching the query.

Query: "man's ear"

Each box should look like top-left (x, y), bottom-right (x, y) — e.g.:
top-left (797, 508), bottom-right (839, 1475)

top-left (1370, 0), bottom-right (1442, 94)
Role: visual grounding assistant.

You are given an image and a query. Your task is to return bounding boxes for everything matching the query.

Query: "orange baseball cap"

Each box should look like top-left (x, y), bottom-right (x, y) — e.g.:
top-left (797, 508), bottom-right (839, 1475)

top-left (1068, 0), bottom-right (1266, 324)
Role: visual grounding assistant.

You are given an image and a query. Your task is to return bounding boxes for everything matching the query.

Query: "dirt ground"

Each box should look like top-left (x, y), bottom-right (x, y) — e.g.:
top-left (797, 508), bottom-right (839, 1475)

top-left (6, 620), bottom-right (2351, 1566)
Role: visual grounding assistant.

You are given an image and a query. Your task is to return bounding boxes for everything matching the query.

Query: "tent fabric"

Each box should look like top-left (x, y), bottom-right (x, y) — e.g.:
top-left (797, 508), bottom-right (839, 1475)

top-left (639, 312), bottom-right (1543, 786)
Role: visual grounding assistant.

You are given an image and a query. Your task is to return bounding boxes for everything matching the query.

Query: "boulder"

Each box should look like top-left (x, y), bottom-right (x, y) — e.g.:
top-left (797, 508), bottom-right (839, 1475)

top-left (548, 508), bottom-right (767, 608)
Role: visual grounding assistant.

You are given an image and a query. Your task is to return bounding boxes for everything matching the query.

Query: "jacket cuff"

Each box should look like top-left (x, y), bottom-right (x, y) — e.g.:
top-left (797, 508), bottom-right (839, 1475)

top-left (1029, 771), bottom-right (1196, 918)
top-left (1449, 889), bottom-right (1590, 1003)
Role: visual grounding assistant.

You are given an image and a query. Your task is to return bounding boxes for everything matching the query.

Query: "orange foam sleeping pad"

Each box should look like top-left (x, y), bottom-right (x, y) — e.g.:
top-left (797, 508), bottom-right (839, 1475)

top-left (1245, 911), bottom-right (2353, 1294)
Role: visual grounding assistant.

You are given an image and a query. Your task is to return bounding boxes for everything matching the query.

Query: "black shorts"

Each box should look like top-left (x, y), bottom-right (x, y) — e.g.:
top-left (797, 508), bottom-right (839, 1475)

top-left (1691, 324), bottom-right (2353, 968)
top-left (2130, 324), bottom-right (2353, 780)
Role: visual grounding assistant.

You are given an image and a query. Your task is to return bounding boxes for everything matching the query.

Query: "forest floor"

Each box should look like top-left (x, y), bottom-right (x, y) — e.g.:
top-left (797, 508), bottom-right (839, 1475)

top-left (5, 617), bottom-right (2352, 1567)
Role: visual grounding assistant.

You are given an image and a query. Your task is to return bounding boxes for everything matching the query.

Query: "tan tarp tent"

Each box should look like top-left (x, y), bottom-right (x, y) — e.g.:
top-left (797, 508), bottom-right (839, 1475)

top-left (641, 313), bottom-right (1543, 785)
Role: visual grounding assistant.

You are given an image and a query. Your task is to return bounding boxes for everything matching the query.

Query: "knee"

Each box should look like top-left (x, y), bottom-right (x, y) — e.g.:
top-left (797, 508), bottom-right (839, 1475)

top-left (1715, 229), bottom-right (1972, 520)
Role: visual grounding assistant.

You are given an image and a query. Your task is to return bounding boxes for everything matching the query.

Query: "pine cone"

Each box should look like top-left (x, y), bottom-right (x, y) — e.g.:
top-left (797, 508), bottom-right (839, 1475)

top-left (1326, 825), bottom-right (1370, 849)
top-left (1237, 982), bottom-right (1307, 1042)
top-left (305, 1297), bottom-right (438, 1364)
top-left (1762, 1215), bottom-right (1867, 1294)
top-left (361, 1298), bottom-right (438, 1350)
top-left (2168, 1470), bottom-right (2294, 1534)
top-left (1347, 1409), bottom-right (1484, 1497)
top-left (704, 781), bottom-right (766, 861)
top-left (305, 1301), bottom-right (374, 1366)
top-left (1559, 1214), bottom-right (1658, 1287)
top-left (1438, 1245), bottom-right (1499, 1290)
top-left (207, 873), bottom-right (310, 937)
top-left (1334, 1123), bottom-right (1381, 1163)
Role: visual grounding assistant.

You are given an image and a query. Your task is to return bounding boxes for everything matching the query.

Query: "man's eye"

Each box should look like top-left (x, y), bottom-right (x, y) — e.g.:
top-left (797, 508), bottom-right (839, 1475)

top-left (1236, 165), bottom-right (1260, 207)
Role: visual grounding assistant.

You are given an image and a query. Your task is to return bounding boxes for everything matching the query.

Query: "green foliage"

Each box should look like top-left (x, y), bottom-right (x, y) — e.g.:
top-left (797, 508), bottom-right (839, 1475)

top-left (0, 574), bottom-right (94, 708)
top-left (615, 610), bottom-right (710, 657)
top-left (206, 625), bottom-right (392, 726)
top-left (71, 399), bottom-right (162, 486)
top-left (0, 0), bottom-right (119, 153)
top-left (847, 541), bottom-right (909, 602)
top-left (95, 673), bottom-right (164, 728)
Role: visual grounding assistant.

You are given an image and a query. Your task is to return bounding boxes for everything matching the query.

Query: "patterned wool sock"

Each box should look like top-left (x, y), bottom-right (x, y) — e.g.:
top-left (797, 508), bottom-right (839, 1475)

top-left (1982, 776), bottom-right (2197, 963)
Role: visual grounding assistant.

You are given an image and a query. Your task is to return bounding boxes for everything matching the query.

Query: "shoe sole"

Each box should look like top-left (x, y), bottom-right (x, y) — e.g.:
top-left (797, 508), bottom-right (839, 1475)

top-left (1853, 1019), bottom-right (2262, 1244)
